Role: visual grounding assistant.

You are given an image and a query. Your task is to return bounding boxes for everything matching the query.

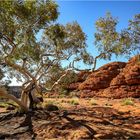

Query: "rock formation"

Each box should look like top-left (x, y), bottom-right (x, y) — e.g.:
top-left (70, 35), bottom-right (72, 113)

top-left (103, 55), bottom-right (140, 98)
top-left (68, 55), bottom-right (140, 99)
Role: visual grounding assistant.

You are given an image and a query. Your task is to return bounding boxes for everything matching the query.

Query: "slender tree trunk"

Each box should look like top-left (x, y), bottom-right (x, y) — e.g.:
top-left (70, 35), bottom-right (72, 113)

top-left (21, 83), bottom-right (40, 110)
top-left (28, 91), bottom-right (34, 110)
top-left (92, 57), bottom-right (97, 71)
top-left (92, 53), bottom-right (106, 72)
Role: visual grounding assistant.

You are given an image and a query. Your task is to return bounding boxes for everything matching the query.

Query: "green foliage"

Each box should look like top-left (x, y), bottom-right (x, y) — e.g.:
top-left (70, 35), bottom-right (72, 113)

top-left (0, 0), bottom-right (90, 88)
top-left (95, 12), bottom-right (120, 60)
top-left (90, 99), bottom-right (98, 105)
top-left (43, 101), bottom-right (54, 107)
top-left (128, 14), bottom-right (140, 54)
top-left (0, 102), bottom-right (9, 108)
top-left (122, 98), bottom-right (134, 106)
top-left (61, 71), bottom-right (78, 86)
top-left (94, 12), bottom-right (140, 63)
top-left (45, 67), bottom-right (79, 94)
top-left (0, 0), bottom-right (139, 105)
top-left (0, 0), bottom-right (59, 83)
top-left (56, 71), bottom-right (78, 95)
top-left (70, 97), bottom-right (79, 105)
top-left (59, 88), bottom-right (69, 96)
top-left (43, 21), bottom-right (90, 64)
top-left (0, 100), bottom-right (18, 110)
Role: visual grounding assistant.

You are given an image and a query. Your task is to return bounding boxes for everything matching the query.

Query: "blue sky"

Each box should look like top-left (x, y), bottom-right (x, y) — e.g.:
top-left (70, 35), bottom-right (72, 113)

top-left (56, 1), bottom-right (140, 68)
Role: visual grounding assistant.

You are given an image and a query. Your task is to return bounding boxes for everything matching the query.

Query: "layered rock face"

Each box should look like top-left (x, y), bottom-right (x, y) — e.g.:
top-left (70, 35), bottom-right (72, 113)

top-left (68, 55), bottom-right (140, 98)
top-left (79, 62), bottom-right (126, 90)
top-left (103, 55), bottom-right (140, 98)
top-left (78, 62), bottom-right (126, 98)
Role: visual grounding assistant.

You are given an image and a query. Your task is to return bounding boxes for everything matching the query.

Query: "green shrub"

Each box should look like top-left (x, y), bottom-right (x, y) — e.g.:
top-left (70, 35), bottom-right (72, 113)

top-left (0, 101), bottom-right (18, 108)
top-left (0, 102), bottom-right (9, 108)
top-left (122, 98), bottom-right (134, 106)
top-left (58, 87), bottom-right (70, 98)
top-left (70, 98), bottom-right (79, 105)
top-left (90, 99), bottom-right (98, 105)
top-left (104, 103), bottom-right (113, 106)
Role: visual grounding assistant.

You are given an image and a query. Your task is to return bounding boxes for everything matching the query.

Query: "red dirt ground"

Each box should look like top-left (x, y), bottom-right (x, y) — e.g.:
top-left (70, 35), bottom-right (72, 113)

top-left (0, 97), bottom-right (140, 139)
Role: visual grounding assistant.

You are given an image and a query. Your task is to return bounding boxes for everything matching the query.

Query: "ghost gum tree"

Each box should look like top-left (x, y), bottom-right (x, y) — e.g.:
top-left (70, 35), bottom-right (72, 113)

top-left (0, 1), bottom-right (139, 112)
top-left (93, 13), bottom-right (140, 71)
top-left (0, 0), bottom-right (91, 112)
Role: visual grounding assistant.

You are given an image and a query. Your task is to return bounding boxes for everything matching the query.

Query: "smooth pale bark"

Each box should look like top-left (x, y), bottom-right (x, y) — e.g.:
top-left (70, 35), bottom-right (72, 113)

top-left (0, 69), bottom-right (73, 112)
top-left (45, 69), bottom-right (71, 91)
top-left (20, 86), bottom-right (41, 109)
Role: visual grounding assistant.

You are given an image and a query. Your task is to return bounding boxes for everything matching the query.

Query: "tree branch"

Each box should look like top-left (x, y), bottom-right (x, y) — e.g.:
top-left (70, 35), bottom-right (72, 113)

top-left (4, 58), bottom-right (34, 81)
top-left (35, 59), bottom-right (57, 79)
top-left (92, 53), bottom-right (105, 71)
top-left (2, 33), bottom-right (17, 55)
top-left (45, 68), bottom-right (72, 92)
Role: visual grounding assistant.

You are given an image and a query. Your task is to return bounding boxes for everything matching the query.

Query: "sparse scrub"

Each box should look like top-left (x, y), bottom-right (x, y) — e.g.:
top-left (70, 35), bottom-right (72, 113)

top-left (42, 100), bottom-right (59, 108)
top-left (0, 100), bottom-right (18, 108)
top-left (122, 98), bottom-right (134, 106)
top-left (69, 91), bottom-right (78, 98)
top-left (90, 99), bottom-right (98, 105)
top-left (59, 94), bottom-right (66, 98)
top-left (61, 99), bottom-right (68, 103)
top-left (43, 101), bottom-right (53, 108)
top-left (0, 102), bottom-right (9, 108)
top-left (70, 98), bottom-right (79, 105)
top-left (105, 103), bottom-right (113, 106)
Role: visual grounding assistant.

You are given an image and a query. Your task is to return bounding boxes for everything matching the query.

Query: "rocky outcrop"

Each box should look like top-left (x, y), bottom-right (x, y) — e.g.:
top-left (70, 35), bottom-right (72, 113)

top-left (78, 62), bottom-right (126, 91)
top-left (102, 55), bottom-right (140, 98)
top-left (68, 55), bottom-right (140, 99)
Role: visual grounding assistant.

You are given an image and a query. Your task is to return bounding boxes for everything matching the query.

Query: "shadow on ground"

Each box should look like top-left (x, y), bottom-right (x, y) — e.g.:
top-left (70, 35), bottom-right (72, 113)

top-left (0, 106), bottom-right (140, 139)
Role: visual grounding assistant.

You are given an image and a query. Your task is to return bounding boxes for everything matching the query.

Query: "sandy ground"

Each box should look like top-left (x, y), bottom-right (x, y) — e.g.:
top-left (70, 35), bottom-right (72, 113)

top-left (44, 97), bottom-right (140, 115)
top-left (0, 97), bottom-right (140, 139)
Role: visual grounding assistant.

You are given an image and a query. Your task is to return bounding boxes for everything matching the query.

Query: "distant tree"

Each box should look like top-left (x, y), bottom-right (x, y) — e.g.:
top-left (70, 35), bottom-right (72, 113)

top-left (128, 14), bottom-right (140, 54)
top-left (0, 1), bottom-right (91, 112)
top-left (93, 12), bottom-right (140, 71)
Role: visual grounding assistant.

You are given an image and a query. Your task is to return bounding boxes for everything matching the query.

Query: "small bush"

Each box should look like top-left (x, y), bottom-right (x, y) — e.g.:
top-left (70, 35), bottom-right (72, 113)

top-left (0, 101), bottom-right (18, 108)
top-left (90, 99), bottom-right (98, 105)
top-left (0, 102), bottom-right (9, 108)
top-left (104, 103), bottom-right (113, 106)
top-left (122, 98), bottom-right (134, 106)
top-left (70, 98), bottom-right (79, 105)
top-left (59, 94), bottom-right (66, 98)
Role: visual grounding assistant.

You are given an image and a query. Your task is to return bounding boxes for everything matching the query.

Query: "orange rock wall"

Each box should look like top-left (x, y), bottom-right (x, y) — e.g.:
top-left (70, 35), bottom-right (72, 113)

top-left (68, 55), bottom-right (140, 99)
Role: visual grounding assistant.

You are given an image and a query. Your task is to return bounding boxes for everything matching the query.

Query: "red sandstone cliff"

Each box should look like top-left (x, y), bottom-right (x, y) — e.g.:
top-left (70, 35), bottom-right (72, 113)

top-left (68, 55), bottom-right (140, 98)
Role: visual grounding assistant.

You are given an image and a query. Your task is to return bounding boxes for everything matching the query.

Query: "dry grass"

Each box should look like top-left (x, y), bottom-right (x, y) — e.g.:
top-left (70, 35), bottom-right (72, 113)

top-left (121, 98), bottom-right (134, 106)
top-left (69, 97), bottom-right (79, 105)
top-left (89, 98), bottom-right (98, 105)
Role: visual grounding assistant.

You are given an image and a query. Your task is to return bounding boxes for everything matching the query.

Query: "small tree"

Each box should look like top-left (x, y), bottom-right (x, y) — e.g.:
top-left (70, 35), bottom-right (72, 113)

top-left (128, 14), bottom-right (140, 54)
top-left (93, 12), bottom-right (140, 71)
